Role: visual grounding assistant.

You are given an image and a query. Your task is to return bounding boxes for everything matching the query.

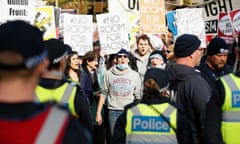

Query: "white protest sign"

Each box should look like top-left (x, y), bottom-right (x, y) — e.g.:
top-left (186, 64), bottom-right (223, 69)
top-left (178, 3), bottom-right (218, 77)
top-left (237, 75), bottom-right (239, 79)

top-left (0, 0), bottom-right (35, 24)
top-left (97, 13), bottom-right (130, 54)
top-left (109, 0), bottom-right (139, 15)
top-left (176, 8), bottom-right (206, 48)
top-left (62, 14), bottom-right (93, 55)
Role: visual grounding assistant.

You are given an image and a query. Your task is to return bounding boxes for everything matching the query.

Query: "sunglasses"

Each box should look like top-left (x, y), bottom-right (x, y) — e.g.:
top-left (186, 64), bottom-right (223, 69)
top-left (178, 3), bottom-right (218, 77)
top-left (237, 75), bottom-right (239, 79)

top-left (117, 54), bottom-right (128, 58)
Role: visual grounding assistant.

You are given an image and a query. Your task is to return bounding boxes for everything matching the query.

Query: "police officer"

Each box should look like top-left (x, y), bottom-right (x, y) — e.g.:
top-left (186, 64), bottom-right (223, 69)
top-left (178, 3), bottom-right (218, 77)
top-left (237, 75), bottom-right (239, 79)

top-left (112, 68), bottom-right (178, 144)
top-left (0, 20), bottom-right (90, 144)
top-left (35, 38), bottom-right (93, 137)
top-left (205, 44), bottom-right (240, 144)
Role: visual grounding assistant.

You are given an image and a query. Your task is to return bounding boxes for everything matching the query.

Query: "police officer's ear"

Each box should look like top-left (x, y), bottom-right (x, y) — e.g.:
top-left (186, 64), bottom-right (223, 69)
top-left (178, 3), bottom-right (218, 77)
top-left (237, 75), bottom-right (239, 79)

top-left (36, 58), bottom-right (49, 76)
top-left (60, 57), bottom-right (67, 71)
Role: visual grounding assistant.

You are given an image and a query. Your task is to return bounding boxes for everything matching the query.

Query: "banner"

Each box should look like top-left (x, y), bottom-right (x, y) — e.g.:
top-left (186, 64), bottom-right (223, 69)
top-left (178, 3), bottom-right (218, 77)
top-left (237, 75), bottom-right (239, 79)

top-left (61, 14), bottom-right (93, 55)
top-left (35, 6), bottom-right (56, 40)
top-left (97, 13), bottom-right (130, 54)
top-left (109, 0), bottom-right (139, 15)
top-left (0, 0), bottom-right (35, 24)
top-left (176, 8), bottom-right (206, 48)
top-left (139, 0), bottom-right (166, 34)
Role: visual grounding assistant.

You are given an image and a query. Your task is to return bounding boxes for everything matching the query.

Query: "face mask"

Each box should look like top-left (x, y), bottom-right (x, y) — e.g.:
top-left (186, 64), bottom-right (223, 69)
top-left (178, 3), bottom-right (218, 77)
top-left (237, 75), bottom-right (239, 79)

top-left (116, 64), bottom-right (128, 70)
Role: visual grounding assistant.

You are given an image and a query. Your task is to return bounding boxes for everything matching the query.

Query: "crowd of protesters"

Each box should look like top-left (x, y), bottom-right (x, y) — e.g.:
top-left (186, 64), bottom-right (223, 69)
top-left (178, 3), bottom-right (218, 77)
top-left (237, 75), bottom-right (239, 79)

top-left (0, 19), bottom-right (240, 144)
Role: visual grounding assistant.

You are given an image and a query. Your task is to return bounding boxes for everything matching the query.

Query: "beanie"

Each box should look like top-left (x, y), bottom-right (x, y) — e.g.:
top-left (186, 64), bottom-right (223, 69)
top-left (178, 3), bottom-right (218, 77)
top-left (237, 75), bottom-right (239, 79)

top-left (44, 39), bottom-right (68, 64)
top-left (117, 48), bottom-right (129, 57)
top-left (174, 34), bottom-right (201, 57)
top-left (207, 37), bottom-right (229, 56)
top-left (144, 68), bottom-right (169, 92)
top-left (0, 20), bottom-right (47, 69)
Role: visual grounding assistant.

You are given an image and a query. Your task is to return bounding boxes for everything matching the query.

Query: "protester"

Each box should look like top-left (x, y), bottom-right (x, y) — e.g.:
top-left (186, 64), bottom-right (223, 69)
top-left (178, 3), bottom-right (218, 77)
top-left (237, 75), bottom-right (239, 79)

top-left (197, 37), bottom-right (233, 89)
top-left (112, 68), bottom-right (178, 144)
top-left (35, 38), bottom-right (93, 138)
top-left (96, 52), bottom-right (117, 144)
top-left (65, 51), bottom-right (81, 82)
top-left (166, 34), bottom-right (212, 143)
top-left (0, 20), bottom-right (90, 143)
top-left (80, 50), bottom-right (106, 144)
top-left (130, 34), bottom-right (152, 79)
top-left (96, 48), bottom-right (142, 140)
top-left (148, 50), bottom-right (166, 69)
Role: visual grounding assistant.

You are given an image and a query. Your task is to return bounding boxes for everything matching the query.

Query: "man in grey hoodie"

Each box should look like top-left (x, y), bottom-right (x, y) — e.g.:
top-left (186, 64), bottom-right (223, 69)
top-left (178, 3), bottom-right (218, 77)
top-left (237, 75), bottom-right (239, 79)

top-left (166, 34), bottom-right (212, 144)
top-left (96, 48), bottom-right (142, 140)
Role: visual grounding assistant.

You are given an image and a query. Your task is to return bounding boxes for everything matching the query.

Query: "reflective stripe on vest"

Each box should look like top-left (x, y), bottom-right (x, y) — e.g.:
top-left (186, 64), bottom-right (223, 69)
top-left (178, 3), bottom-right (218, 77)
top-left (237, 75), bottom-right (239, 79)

top-left (125, 103), bottom-right (177, 144)
top-left (220, 74), bottom-right (240, 144)
top-left (35, 82), bottom-right (78, 117)
top-left (60, 82), bottom-right (77, 103)
top-left (35, 106), bottom-right (68, 144)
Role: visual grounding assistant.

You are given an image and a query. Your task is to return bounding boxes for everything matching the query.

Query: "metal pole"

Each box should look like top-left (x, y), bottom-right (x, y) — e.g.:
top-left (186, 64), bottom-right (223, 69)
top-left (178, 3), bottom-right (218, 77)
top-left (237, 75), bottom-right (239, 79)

top-left (55, 0), bottom-right (58, 7)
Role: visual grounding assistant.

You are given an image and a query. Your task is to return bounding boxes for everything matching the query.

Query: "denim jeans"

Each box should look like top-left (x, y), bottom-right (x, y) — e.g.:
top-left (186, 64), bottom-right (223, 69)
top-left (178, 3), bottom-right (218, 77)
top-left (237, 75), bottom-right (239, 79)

top-left (108, 110), bottom-right (123, 136)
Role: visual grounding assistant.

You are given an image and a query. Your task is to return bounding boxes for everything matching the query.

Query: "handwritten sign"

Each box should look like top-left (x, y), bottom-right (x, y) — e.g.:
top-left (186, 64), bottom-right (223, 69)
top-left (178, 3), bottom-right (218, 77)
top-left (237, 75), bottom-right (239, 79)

top-left (140, 0), bottom-right (166, 34)
top-left (61, 14), bottom-right (93, 55)
top-left (176, 8), bottom-right (206, 48)
top-left (97, 13), bottom-right (130, 54)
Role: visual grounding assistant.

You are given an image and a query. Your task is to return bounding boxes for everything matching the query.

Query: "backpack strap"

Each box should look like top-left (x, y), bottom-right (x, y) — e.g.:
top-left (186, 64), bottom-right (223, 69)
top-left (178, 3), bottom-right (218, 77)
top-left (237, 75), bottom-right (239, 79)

top-left (35, 106), bottom-right (68, 144)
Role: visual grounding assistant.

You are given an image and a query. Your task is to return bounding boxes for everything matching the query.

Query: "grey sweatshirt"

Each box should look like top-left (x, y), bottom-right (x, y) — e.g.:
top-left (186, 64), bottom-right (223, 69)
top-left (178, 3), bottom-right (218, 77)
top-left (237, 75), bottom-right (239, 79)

top-left (100, 65), bottom-right (142, 110)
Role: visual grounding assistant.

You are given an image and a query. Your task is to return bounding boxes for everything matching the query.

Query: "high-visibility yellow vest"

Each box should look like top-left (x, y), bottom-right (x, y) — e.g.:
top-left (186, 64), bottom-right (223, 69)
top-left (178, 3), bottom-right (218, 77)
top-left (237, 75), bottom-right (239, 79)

top-left (220, 73), bottom-right (240, 144)
top-left (125, 103), bottom-right (177, 144)
top-left (35, 81), bottom-right (78, 117)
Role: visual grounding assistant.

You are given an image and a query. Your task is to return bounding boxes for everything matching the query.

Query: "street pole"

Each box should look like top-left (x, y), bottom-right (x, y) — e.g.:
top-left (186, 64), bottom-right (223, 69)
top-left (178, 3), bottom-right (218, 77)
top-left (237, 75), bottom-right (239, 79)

top-left (55, 0), bottom-right (58, 7)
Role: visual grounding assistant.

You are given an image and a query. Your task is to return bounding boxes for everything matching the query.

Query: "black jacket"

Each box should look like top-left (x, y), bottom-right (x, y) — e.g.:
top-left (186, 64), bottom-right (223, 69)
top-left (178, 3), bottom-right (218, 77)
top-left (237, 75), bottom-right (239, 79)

top-left (205, 73), bottom-right (240, 144)
top-left (166, 63), bottom-right (212, 144)
top-left (197, 56), bottom-right (233, 90)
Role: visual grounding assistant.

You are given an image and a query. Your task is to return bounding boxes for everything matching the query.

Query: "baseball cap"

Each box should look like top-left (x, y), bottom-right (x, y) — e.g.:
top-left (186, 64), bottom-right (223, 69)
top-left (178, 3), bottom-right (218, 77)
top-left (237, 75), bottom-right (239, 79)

top-left (44, 39), bottom-right (68, 64)
top-left (0, 20), bottom-right (47, 70)
top-left (117, 48), bottom-right (129, 57)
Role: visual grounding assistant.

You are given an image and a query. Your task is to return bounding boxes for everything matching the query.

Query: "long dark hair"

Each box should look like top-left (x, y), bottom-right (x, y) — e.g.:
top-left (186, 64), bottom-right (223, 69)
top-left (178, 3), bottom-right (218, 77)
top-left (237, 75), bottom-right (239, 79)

top-left (64, 51), bottom-right (80, 78)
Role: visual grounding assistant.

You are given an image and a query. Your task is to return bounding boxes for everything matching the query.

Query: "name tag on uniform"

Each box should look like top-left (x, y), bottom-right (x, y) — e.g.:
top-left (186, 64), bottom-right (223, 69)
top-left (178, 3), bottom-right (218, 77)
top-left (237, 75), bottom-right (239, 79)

top-left (132, 116), bottom-right (170, 132)
top-left (232, 91), bottom-right (240, 107)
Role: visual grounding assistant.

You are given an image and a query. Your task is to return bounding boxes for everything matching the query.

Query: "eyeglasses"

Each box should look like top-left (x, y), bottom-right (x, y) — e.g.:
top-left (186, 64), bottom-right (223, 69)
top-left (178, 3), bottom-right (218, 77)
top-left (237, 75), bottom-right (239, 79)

top-left (117, 54), bottom-right (128, 58)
